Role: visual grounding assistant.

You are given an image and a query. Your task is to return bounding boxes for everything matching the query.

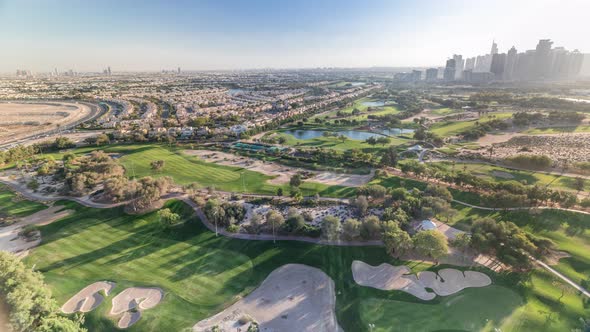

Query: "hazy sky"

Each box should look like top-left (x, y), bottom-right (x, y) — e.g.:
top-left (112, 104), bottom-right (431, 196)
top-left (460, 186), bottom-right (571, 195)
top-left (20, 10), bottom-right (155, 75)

top-left (1, 0), bottom-right (588, 72)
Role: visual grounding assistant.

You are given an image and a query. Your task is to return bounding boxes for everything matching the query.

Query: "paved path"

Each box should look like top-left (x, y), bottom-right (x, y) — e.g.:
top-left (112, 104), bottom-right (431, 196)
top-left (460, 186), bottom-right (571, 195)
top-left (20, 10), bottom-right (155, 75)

top-left (533, 258), bottom-right (590, 298)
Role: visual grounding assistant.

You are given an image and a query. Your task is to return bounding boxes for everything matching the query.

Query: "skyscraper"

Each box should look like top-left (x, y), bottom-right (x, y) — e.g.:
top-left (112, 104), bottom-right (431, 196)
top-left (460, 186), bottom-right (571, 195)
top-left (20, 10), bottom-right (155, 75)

top-left (490, 53), bottom-right (507, 80)
top-left (490, 40), bottom-right (498, 55)
top-left (464, 57), bottom-right (476, 71)
top-left (504, 46), bottom-right (518, 80)
top-left (534, 39), bottom-right (553, 79)
top-left (425, 68), bottom-right (438, 81)
top-left (444, 59), bottom-right (456, 81)
top-left (453, 54), bottom-right (464, 80)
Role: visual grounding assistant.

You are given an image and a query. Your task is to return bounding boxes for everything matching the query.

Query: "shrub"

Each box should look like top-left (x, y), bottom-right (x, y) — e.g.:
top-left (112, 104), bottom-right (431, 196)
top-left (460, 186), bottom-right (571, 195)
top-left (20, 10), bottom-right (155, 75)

top-left (227, 224), bottom-right (240, 233)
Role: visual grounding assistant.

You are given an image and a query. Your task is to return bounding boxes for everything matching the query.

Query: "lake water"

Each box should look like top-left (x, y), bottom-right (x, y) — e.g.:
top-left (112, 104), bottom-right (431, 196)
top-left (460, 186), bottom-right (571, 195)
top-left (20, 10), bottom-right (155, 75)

top-left (284, 128), bottom-right (414, 140)
top-left (361, 101), bottom-right (385, 107)
top-left (228, 88), bottom-right (246, 95)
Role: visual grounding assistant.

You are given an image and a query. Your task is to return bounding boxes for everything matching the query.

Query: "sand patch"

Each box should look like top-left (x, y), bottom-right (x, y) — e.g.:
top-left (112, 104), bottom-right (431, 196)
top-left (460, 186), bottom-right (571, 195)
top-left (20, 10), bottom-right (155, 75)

top-left (491, 170), bottom-right (515, 179)
top-left (193, 264), bottom-right (342, 332)
top-left (61, 281), bottom-right (116, 314)
top-left (111, 287), bottom-right (164, 328)
top-left (351, 261), bottom-right (491, 301)
top-left (185, 149), bottom-right (372, 187)
top-left (0, 205), bottom-right (71, 256)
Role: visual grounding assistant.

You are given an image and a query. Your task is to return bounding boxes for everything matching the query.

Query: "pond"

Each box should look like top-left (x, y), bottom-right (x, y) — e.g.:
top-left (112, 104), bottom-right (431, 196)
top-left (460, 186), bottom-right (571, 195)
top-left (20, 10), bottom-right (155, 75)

top-left (361, 100), bottom-right (385, 107)
top-left (284, 128), bottom-right (414, 141)
top-left (227, 88), bottom-right (246, 95)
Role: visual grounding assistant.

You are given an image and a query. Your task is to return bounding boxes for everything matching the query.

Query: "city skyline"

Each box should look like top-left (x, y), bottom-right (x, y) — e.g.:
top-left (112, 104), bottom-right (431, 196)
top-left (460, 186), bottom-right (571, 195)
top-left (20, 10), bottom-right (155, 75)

top-left (2, 0), bottom-right (590, 72)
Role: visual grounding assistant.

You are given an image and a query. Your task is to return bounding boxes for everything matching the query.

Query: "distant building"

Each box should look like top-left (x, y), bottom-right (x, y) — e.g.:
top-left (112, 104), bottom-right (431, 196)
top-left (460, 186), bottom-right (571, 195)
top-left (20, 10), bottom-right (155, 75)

top-left (490, 53), bottom-right (507, 80)
top-left (443, 59), bottom-right (456, 81)
top-left (490, 40), bottom-right (498, 55)
top-left (464, 57), bottom-right (476, 71)
top-left (534, 39), bottom-right (553, 79)
top-left (504, 46), bottom-right (518, 80)
top-left (453, 54), bottom-right (464, 79)
top-left (425, 68), bottom-right (438, 81)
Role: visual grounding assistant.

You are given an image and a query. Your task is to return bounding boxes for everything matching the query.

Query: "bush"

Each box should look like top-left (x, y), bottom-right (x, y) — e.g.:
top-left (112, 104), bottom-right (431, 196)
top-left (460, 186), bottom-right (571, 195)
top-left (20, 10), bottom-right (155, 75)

top-left (226, 224), bottom-right (240, 233)
top-left (19, 224), bottom-right (39, 238)
top-left (505, 154), bottom-right (552, 170)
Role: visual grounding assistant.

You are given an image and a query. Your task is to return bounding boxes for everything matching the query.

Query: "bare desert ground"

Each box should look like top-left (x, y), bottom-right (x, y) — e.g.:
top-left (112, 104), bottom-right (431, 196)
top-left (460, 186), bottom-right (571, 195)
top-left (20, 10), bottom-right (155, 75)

top-left (193, 264), bottom-right (343, 332)
top-left (0, 101), bottom-right (94, 145)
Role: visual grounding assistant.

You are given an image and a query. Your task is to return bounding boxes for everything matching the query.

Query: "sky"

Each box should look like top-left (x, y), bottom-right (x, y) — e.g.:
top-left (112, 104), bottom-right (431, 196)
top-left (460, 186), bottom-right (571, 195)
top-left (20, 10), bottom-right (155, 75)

top-left (1, 0), bottom-right (589, 72)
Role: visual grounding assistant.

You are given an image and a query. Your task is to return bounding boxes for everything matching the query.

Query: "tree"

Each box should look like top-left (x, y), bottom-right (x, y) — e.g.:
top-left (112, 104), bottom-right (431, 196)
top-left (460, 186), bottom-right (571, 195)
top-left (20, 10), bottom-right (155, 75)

top-left (150, 160), bottom-right (165, 171)
top-left (376, 136), bottom-right (391, 146)
top-left (382, 221), bottom-right (412, 257)
top-left (574, 177), bottom-right (585, 192)
top-left (350, 195), bottom-right (369, 216)
top-left (413, 230), bottom-right (448, 261)
top-left (365, 137), bottom-right (377, 146)
top-left (276, 187), bottom-right (283, 197)
top-left (342, 218), bottom-right (361, 240)
top-left (380, 146), bottom-right (398, 167)
top-left (266, 210), bottom-right (284, 243)
top-left (157, 208), bottom-right (181, 228)
top-left (290, 174), bottom-right (302, 188)
top-left (321, 216), bottom-right (340, 241)
top-left (338, 134), bottom-right (347, 143)
top-left (95, 134), bottom-right (110, 145)
top-left (360, 216), bottom-right (381, 240)
top-left (277, 136), bottom-right (287, 144)
top-left (204, 198), bottom-right (225, 236)
top-left (450, 233), bottom-right (471, 253)
top-left (424, 184), bottom-right (453, 202)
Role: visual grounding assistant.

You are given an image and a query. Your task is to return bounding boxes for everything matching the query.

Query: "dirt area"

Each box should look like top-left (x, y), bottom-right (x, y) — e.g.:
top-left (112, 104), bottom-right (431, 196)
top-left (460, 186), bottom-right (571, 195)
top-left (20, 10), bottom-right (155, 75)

top-left (192, 264), bottom-right (342, 332)
top-left (61, 281), bottom-right (117, 314)
top-left (351, 261), bottom-right (491, 300)
top-left (185, 150), bottom-right (373, 187)
top-left (111, 287), bottom-right (164, 329)
top-left (0, 297), bottom-right (11, 332)
top-left (490, 133), bottom-right (590, 163)
top-left (545, 250), bottom-right (572, 265)
top-left (476, 132), bottom-right (525, 146)
top-left (0, 102), bottom-right (93, 145)
top-left (0, 205), bottom-right (71, 257)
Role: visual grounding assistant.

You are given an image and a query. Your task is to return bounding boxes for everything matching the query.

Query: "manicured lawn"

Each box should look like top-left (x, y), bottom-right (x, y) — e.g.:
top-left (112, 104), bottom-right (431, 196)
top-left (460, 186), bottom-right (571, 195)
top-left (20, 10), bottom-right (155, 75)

top-left (45, 144), bottom-right (356, 198)
top-left (431, 112), bottom-right (513, 137)
top-left (274, 130), bottom-right (408, 152)
top-left (311, 97), bottom-right (399, 121)
top-left (360, 285), bottom-right (523, 332)
top-left (430, 161), bottom-right (590, 193)
top-left (0, 184), bottom-right (46, 217)
top-left (25, 199), bottom-right (589, 331)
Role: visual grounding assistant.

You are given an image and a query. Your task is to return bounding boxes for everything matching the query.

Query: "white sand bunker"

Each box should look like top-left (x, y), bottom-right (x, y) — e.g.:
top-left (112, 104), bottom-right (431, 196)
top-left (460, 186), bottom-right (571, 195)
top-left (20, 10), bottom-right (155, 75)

top-left (61, 281), bottom-right (116, 314)
top-left (110, 287), bottom-right (164, 329)
top-left (352, 261), bottom-right (491, 301)
top-left (193, 264), bottom-right (343, 332)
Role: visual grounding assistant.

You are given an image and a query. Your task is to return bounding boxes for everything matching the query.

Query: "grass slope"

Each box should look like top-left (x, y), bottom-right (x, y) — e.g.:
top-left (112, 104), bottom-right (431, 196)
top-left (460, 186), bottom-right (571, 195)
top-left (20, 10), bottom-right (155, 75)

top-left (0, 183), bottom-right (46, 217)
top-left (24, 198), bottom-right (590, 332)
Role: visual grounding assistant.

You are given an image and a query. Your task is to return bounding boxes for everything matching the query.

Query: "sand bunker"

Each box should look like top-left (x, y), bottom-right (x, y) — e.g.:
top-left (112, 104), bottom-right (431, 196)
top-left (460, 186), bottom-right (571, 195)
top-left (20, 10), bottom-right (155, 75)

top-left (0, 205), bottom-right (71, 256)
top-left (351, 261), bottom-right (491, 301)
top-left (193, 264), bottom-right (342, 332)
top-left (111, 287), bottom-right (164, 328)
top-left (61, 281), bottom-right (116, 314)
top-left (185, 150), bottom-right (372, 187)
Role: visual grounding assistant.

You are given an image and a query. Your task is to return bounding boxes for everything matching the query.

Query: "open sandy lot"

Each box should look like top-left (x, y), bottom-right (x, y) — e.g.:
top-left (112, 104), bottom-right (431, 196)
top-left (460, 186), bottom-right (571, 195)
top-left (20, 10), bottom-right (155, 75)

top-left (352, 261), bottom-right (491, 300)
top-left (61, 281), bottom-right (116, 314)
top-left (0, 101), bottom-right (94, 145)
top-left (111, 287), bottom-right (164, 328)
top-left (185, 150), bottom-right (373, 187)
top-left (0, 205), bottom-right (71, 256)
top-left (192, 264), bottom-right (343, 332)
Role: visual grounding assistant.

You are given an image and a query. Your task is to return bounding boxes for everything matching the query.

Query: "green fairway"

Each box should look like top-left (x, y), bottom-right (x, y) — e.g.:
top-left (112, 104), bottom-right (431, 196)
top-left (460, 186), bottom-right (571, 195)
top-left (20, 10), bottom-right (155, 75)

top-left (430, 112), bottom-right (513, 137)
top-left (360, 285), bottom-right (523, 332)
top-left (20, 195), bottom-right (588, 331)
top-left (311, 97), bottom-right (400, 121)
top-left (430, 161), bottom-right (590, 193)
top-left (49, 144), bottom-right (355, 198)
top-left (274, 130), bottom-right (408, 152)
top-left (0, 183), bottom-right (46, 217)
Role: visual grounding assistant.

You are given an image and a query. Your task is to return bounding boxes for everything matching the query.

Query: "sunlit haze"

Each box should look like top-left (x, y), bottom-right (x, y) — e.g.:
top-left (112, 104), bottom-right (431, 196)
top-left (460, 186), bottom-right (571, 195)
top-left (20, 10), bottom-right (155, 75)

top-left (1, 0), bottom-right (589, 72)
